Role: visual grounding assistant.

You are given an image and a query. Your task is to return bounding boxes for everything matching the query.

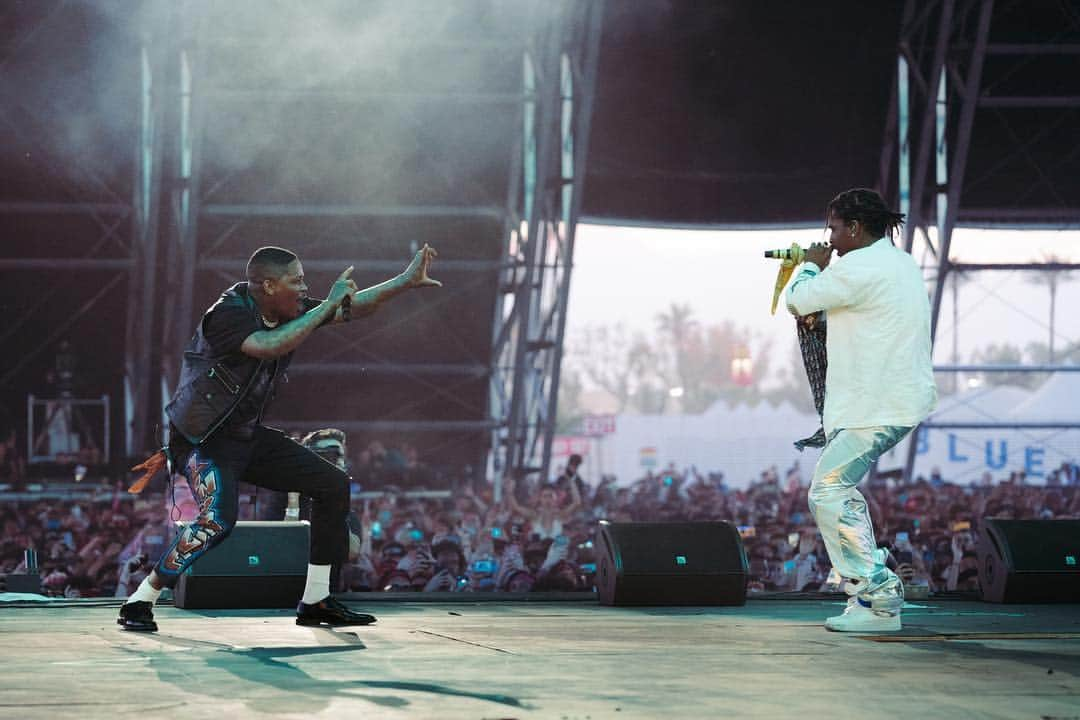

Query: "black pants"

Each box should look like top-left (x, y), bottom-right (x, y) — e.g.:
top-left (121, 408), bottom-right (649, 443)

top-left (251, 483), bottom-right (347, 591)
top-left (153, 425), bottom-right (349, 589)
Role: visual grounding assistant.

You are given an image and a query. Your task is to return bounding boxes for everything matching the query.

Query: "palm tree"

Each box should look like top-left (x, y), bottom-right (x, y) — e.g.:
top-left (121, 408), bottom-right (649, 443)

top-left (656, 303), bottom-right (698, 409)
top-left (1025, 253), bottom-right (1075, 364)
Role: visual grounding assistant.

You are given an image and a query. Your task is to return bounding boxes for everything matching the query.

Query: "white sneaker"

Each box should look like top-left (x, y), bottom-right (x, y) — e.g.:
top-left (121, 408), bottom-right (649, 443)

top-left (825, 599), bottom-right (901, 632)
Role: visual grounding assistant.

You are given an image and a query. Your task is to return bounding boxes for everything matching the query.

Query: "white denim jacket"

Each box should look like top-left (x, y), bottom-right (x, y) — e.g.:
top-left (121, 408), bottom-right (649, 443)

top-left (786, 238), bottom-right (937, 434)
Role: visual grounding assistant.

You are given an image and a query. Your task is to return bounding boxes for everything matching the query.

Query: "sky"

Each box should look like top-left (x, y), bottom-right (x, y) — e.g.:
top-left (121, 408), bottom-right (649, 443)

top-left (565, 224), bottom-right (1080, 393)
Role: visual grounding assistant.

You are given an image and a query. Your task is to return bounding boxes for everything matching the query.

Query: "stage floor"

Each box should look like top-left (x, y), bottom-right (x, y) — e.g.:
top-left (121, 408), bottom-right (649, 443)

top-left (1, 596), bottom-right (1078, 719)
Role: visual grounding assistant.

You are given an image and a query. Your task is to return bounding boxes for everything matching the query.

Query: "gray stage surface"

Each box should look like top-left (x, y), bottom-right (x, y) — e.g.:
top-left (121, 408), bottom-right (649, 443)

top-left (1, 597), bottom-right (1078, 719)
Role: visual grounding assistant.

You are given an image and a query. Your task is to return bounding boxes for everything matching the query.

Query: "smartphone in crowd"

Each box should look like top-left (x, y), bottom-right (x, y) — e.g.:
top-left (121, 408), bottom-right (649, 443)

top-left (472, 559), bottom-right (495, 574)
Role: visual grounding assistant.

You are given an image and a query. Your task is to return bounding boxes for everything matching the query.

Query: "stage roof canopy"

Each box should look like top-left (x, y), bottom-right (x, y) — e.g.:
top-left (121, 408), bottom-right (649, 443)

top-left (583, 1), bottom-right (1080, 227)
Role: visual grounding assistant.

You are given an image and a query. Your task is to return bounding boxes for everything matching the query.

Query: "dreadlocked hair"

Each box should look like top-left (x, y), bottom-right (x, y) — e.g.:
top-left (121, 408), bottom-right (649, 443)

top-left (827, 188), bottom-right (905, 240)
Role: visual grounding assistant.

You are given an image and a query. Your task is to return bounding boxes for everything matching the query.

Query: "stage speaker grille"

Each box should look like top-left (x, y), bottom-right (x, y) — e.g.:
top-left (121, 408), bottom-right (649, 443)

top-left (977, 518), bottom-right (1080, 603)
top-left (174, 520), bottom-right (309, 609)
top-left (597, 521), bottom-right (748, 606)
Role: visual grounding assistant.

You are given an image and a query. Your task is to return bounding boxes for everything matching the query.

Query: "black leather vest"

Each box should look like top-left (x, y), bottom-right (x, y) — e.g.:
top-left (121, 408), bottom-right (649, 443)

top-left (165, 283), bottom-right (294, 444)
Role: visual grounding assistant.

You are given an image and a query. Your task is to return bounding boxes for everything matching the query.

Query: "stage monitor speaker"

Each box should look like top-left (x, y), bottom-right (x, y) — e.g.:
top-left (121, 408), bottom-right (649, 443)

top-left (174, 520), bottom-right (309, 609)
top-left (1, 574), bottom-right (41, 594)
top-left (977, 518), bottom-right (1080, 603)
top-left (597, 521), bottom-right (748, 606)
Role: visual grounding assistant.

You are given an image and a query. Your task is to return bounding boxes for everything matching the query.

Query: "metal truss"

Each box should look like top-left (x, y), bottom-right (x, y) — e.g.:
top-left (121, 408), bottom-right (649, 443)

top-left (487, 1), bottom-right (603, 495)
top-left (136, 0), bottom-right (592, 470)
top-left (879, 0), bottom-right (1080, 480)
top-left (0, 1), bottom-right (537, 456)
top-left (1, 1), bottom-right (603, 475)
top-left (124, 8), bottom-right (170, 456)
top-left (0, 2), bottom-right (157, 457)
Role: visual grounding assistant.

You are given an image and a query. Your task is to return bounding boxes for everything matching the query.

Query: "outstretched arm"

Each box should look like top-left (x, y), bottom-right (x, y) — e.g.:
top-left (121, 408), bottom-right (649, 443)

top-left (333, 244), bottom-right (442, 322)
top-left (241, 266), bottom-right (356, 359)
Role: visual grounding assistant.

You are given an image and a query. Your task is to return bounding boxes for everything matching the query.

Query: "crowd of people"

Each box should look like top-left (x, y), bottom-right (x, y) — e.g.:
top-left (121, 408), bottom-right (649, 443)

top-left (0, 494), bottom-right (165, 598)
top-left (3, 449), bottom-right (1079, 599)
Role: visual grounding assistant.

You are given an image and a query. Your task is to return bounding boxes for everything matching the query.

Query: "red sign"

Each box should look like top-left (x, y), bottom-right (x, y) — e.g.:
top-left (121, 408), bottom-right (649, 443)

top-left (553, 436), bottom-right (590, 458)
top-left (582, 414), bottom-right (616, 436)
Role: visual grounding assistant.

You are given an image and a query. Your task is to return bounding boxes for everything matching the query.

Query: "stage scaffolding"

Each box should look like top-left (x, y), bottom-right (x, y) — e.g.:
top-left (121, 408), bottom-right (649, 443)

top-left (878, 0), bottom-right (1080, 481)
top-left (0, 0), bottom-right (1074, 485)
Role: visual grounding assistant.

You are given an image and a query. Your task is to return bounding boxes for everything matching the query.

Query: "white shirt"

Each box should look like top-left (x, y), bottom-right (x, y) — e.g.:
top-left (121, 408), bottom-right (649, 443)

top-left (785, 238), bottom-right (936, 434)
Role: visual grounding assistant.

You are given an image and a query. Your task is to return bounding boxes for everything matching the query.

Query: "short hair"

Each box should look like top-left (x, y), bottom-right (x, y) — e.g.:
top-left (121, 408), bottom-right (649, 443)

top-left (826, 188), bottom-right (906, 240)
top-left (568, 454), bottom-right (583, 466)
top-left (246, 246), bottom-right (298, 290)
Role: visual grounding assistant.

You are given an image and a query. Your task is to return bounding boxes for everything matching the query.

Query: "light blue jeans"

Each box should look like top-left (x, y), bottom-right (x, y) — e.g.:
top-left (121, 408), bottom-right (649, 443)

top-left (809, 426), bottom-right (912, 594)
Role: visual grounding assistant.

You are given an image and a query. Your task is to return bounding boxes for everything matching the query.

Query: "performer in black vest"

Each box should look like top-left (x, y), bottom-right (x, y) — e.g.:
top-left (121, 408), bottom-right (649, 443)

top-left (117, 245), bottom-right (440, 631)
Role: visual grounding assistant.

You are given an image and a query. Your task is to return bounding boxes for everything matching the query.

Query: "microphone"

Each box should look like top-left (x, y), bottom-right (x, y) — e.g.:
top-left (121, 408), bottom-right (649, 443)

top-left (764, 245), bottom-right (805, 261)
top-left (340, 293), bottom-right (352, 321)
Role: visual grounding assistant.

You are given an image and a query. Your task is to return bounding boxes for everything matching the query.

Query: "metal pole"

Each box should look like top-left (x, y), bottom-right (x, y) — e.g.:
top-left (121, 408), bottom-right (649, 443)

top-left (931, 364), bottom-right (1080, 372)
top-left (174, 30), bottom-right (205, 373)
top-left (487, 119), bottom-right (525, 503)
top-left (26, 394), bottom-right (33, 468)
top-left (951, 270), bottom-right (959, 393)
top-left (904, 0), bottom-right (954, 253)
top-left (507, 12), bottom-right (559, 478)
top-left (133, 38), bottom-right (166, 455)
top-left (905, 0), bottom-right (993, 484)
top-left (898, 55), bottom-right (910, 227)
top-left (931, 0), bottom-right (993, 346)
top-left (540, 1), bottom-right (603, 486)
top-left (103, 394), bottom-right (111, 463)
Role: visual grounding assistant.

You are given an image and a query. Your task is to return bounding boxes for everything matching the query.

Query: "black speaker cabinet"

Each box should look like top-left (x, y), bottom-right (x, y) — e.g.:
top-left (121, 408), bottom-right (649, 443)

top-left (1, 574), bottom-right (41, 594)
top-left (175, 520), bottom-right (310, 609)
top-left (977, 518), bottom-right (1080, 603)
top-left (597, 521), bottom-right (748, 606)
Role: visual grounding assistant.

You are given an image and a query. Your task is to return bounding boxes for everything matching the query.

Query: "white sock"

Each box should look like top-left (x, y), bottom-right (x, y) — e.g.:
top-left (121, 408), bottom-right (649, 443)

top-left (301, 563), bottom-right (331, 605)
top-left (128, 575), bottom-right (162, 605)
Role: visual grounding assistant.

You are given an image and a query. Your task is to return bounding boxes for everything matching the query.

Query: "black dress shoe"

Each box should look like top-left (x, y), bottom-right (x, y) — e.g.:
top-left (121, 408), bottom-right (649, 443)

top-left (296, 595), bottom-right (376, 626)
top-left (117, 600), bottom-right (158, 632)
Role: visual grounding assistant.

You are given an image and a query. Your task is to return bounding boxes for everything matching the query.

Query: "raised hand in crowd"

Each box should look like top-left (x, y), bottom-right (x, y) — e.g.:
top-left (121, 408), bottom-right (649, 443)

top-left (422, 567), bottom-right (458, 592)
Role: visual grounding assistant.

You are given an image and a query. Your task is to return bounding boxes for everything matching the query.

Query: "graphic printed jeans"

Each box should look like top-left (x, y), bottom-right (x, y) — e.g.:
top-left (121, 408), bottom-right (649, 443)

top-left (153, 425), bottom-right (350, 588)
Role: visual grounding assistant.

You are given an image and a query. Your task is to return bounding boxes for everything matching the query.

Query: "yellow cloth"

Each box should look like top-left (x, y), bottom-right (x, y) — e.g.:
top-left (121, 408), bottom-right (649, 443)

top-left (769, 243), bottom-right (805, 315)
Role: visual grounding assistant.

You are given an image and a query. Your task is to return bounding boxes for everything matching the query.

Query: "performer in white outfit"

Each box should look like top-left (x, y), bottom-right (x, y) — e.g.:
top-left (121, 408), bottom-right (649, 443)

top-left (786, 188), bottom-right (936, 632)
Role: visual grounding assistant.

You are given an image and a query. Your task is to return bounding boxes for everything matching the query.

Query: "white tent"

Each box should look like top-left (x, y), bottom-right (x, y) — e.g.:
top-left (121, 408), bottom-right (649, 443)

top-left (1010, 368), bottom-right (1080, 421)
top-left (575, 374), bottom-right (1079, 488)
top-left (884, 374), bottom-right (1080, 483)
top-left (928, 384), bottom-right (1032, 423)
top-left (599, 400), bottom-right (821, 488)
